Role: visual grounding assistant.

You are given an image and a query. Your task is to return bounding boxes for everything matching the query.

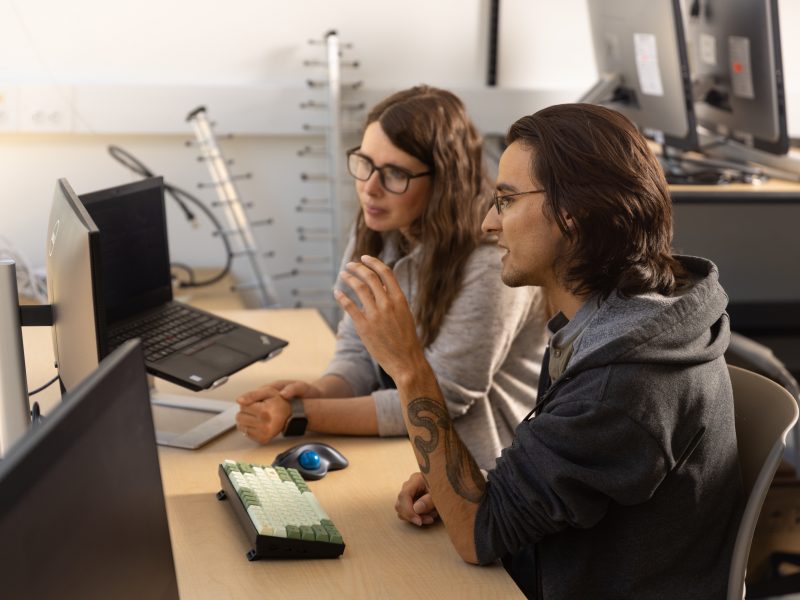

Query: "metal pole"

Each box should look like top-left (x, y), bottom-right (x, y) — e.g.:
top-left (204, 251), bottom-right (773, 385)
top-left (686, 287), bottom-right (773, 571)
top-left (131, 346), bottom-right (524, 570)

top-left (0, 260), bottom-right (31, 457)
top-left (325, 31), bottom-right (344, 279)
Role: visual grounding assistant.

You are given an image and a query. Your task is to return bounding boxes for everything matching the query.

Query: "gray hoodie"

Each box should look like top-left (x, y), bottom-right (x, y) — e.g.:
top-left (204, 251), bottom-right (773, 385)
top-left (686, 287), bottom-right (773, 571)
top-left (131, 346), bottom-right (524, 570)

top-left (475, 256), bottom-right (744, 599)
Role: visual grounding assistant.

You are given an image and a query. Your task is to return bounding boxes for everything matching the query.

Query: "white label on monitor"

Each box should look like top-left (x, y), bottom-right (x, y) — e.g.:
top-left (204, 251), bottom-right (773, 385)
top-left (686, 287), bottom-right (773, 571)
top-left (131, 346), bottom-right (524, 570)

top-left (729, 36), bottom-right (755, 99)
top-left (633, 33), bottom-right (664, 97)
top-left (699, 33), bottom-right (717, 66)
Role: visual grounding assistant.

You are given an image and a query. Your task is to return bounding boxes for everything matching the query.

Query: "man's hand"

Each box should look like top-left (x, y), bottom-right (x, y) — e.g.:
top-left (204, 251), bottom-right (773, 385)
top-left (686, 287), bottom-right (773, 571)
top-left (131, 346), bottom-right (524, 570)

top-left (235, 380), bottom-right (322, 444)
top-left (396, 472), bottom-right (439, 526)
top-left (334, 255), bottom-right (426, 381)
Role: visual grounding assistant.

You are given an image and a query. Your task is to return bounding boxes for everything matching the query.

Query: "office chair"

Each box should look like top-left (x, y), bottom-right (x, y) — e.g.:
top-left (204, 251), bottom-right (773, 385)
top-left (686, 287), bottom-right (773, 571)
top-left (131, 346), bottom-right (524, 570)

top-left (727, 365), bottom-right (799, 600)
top-left (725, 332), bottom-right (800, 477)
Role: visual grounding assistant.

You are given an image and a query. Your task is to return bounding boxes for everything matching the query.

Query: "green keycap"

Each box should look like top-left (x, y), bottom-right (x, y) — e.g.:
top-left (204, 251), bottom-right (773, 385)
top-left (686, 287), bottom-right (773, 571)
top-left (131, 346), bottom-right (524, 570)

top-left (286, 525), bottom-right (301, 539)
top-left (312, 524), bottom-right (329, 542)
top-left (300, 525), bottom-right (315, 541)
top-left (274, 467), bottom-right (291, 482)
top-left (328, 531), bottom-right (343, 544)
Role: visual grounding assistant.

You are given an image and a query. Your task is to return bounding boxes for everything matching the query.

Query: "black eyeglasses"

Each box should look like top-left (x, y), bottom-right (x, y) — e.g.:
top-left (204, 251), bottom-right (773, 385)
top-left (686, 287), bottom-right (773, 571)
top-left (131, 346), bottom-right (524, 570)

top-left (346, 147), bottom-right (431, 194)
top-left (492, 189), bottom-right (546, 214)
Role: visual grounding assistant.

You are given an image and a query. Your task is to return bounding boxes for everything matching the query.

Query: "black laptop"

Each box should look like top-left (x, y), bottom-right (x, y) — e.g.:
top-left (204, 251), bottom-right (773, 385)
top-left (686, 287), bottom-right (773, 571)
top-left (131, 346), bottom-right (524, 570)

top-left (80, 176), bottom-right (287, 392)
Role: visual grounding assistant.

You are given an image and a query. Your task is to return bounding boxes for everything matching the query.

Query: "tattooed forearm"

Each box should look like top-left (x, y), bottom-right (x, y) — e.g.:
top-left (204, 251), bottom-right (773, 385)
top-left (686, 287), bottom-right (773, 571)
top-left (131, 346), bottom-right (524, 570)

top-left (407, 397), bottom-right (486, 503)
top-left (407, 398), bottom-right (441, 474)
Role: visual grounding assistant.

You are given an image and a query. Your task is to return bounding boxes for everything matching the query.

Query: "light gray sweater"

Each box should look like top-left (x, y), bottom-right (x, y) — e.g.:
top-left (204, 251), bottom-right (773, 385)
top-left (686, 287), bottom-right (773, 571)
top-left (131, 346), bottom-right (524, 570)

top-left (324, 232), bottom-right (548, 471)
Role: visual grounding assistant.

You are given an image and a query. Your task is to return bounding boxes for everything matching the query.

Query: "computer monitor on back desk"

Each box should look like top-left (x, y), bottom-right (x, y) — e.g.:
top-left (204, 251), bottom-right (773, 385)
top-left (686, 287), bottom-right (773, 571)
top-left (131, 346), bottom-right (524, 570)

top-left (582, 0), bottom-right (698, 151)
top-left (685, 0), bottom-right (788, 156)
top-left (0, 340), bottom-right (179, 600)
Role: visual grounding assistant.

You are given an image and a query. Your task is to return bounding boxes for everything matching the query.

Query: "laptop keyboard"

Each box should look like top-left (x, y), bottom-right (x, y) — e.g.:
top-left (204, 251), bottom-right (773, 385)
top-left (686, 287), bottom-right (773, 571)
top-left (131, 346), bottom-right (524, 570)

top-left (108, 304), bottom-right (237, 362)
top-left (218, 460), bottom-right (345, 560)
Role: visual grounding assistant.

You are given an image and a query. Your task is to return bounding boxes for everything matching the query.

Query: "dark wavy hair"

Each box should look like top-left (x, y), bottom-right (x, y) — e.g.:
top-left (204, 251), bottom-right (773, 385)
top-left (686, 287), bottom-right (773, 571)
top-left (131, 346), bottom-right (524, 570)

top-left (506, 103), bottom-right (688, 298)
top-left (352, 85), bottom-right (490, 347)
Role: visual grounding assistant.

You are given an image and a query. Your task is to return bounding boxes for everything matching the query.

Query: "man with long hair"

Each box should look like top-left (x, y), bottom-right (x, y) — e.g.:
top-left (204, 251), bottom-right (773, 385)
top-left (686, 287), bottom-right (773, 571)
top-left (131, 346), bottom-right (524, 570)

top-left (336, 103), bottom-right (743, 598)
top-left (237, 86), bottom-right (547, 472)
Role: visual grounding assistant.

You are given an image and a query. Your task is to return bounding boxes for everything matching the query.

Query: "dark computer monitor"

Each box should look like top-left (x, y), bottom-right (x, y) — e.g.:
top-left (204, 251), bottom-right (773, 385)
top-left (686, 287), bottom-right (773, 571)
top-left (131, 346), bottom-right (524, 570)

top-left (0, 340), bottom-right (179, 599)
top-left (684, 0), bottom-right (788, 155)
top-left (582, 0), bottom-right (698, 150)
top-left (45, 178), bottom-right (106, 392)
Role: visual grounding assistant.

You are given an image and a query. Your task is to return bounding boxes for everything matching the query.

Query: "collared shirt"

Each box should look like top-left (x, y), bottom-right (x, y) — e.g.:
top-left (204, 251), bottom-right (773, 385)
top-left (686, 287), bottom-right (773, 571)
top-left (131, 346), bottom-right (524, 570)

top-left (546, 295), bottom-right (602, 383)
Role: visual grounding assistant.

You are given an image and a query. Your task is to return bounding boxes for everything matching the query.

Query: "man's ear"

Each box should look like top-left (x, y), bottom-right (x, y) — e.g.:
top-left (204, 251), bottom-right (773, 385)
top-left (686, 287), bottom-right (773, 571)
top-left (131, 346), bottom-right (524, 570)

top-left (562, 212), bottom-right (575, 234)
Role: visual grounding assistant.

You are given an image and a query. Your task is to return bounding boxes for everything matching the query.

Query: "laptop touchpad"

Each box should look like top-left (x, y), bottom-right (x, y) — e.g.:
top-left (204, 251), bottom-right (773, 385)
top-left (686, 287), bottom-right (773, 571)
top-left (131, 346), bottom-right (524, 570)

top-left (192, 344), bottom-right (249, 368)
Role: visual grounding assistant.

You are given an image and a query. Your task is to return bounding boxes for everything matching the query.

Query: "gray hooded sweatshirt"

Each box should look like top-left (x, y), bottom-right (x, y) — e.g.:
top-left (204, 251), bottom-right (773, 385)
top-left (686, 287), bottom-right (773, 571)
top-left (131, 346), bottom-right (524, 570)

top-left (475, 256), bottom-right (744, 599)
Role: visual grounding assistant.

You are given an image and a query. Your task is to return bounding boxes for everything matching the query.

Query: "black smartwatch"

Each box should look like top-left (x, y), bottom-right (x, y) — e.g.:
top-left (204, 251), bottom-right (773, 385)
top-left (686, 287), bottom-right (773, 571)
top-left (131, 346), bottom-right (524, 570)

top-left (282, 396), bottom-right (308, 436)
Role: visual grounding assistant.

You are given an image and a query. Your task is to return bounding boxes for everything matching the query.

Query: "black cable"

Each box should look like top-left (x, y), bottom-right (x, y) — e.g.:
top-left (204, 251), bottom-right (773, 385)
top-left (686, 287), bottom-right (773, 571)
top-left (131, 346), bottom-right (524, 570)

top-left (162, 183), bottom-right (234, 287)
top-left (29, 374), bottom-right (58, 396)
top-left (107, 145), bottom-right (234, 288)
top-left (108, 145), bottom-right (195, 222)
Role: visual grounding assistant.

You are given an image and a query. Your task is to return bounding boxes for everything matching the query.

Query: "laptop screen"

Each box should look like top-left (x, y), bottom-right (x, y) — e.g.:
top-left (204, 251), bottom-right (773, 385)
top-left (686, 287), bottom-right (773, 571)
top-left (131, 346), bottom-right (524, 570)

top-left (81, 177), bottom-right (173, 324)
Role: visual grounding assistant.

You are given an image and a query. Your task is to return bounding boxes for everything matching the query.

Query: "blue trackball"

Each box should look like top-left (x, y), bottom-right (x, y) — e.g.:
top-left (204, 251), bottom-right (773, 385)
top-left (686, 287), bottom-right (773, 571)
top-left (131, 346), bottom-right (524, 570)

top-left (298, 450), bottom-right (321, 470)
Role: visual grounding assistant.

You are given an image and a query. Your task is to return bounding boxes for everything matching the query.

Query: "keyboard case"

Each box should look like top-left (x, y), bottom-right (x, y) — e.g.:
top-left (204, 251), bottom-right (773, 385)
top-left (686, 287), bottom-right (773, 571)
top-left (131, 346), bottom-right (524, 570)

top-left (217, 463), bottom-right (346, 561)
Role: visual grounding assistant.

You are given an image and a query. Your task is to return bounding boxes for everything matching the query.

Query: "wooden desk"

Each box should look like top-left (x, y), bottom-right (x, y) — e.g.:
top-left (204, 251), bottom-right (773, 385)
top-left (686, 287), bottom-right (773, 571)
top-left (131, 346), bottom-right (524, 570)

top-left (21, 308), bottom-right (522, 600)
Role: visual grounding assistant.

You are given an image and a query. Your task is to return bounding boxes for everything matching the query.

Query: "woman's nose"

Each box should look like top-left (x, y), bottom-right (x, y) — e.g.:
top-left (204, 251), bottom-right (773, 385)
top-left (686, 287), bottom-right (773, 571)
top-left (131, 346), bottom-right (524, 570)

top-left (363, 170), bottom-right (383, 195)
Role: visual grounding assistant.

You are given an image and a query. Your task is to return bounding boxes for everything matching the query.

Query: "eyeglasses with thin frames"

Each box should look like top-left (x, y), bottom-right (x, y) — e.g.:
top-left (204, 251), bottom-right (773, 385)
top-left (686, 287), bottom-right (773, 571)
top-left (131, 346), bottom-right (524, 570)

top-left (492, 189), bottom-right (546, 214)
top-left (346, 147), bottom-right (431, 194)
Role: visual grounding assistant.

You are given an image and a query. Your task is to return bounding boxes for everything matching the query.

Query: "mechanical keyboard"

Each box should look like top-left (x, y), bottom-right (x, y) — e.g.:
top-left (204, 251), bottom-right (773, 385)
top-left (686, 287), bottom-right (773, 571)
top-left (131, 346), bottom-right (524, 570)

top-left (108, 304), bottom-right (236, 363)
top-left (217, 460), bottom-right (346, 560)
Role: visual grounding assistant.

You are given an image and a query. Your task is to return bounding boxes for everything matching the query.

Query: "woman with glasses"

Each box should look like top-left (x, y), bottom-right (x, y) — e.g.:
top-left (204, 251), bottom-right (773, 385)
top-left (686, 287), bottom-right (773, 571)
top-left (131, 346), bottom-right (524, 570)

top-left (235, 85), bottom-right (547, 471)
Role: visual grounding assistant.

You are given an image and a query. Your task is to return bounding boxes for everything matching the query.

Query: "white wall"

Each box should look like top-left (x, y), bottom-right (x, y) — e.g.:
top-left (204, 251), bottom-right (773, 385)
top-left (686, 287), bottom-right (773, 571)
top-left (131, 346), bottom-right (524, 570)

top-left (0, 0), bottom-right (592, 312)
top-left (0, 0), bottom-right (798, 311)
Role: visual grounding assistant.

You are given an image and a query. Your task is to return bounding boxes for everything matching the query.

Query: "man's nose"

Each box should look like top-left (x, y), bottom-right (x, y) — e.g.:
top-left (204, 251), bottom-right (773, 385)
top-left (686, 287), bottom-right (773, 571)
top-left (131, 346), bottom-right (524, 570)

top-left (481, 204), bottom-right (501, 234)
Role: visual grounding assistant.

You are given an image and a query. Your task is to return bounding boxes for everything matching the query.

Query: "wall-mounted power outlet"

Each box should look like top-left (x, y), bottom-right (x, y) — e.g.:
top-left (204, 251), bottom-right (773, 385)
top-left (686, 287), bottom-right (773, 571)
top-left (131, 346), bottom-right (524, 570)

top-left (0, 87), bottom-right (19, 132)
top-left (18, 86), bottom-right (74, 133)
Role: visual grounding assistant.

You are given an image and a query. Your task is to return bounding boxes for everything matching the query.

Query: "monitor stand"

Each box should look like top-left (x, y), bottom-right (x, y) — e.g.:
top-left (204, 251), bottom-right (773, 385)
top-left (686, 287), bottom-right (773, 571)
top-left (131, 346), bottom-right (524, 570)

top-left (148, 376), bottom-right (238, 450)
top-left (0, 260), bottom-right (31, 458)
top-left (658, 143), bottom-right (787, 186)
top-left (697, 128), bottom-right (800, 183)
top-left (659, 147), bottom-right (764, 185)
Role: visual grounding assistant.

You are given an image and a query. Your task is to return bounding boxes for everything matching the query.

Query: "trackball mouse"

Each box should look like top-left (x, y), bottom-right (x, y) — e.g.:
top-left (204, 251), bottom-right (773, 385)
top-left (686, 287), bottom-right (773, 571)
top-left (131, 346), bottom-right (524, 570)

top-left (272, 442), bottom-right (349, 480)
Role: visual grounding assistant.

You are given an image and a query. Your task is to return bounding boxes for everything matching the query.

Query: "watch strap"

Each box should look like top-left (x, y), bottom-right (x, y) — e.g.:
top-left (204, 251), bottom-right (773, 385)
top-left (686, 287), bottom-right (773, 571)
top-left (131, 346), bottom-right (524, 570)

top-left (283, 396), bottom-right (308, 436)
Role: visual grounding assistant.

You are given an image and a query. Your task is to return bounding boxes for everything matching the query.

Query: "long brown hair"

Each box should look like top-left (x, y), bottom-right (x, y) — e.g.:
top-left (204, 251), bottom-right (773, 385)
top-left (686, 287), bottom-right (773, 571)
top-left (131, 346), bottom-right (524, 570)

top-left (506, 103), bottom-right (688, 298)
top-left (352, 86), bottom-right (490, 347)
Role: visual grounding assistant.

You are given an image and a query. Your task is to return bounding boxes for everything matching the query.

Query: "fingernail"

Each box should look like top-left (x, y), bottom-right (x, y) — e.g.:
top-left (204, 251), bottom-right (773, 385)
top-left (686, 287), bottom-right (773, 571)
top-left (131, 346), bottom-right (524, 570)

top-left (412, 517), bottom-right (422, 526)
top-left (413, 500), bottom-right (426, 513)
